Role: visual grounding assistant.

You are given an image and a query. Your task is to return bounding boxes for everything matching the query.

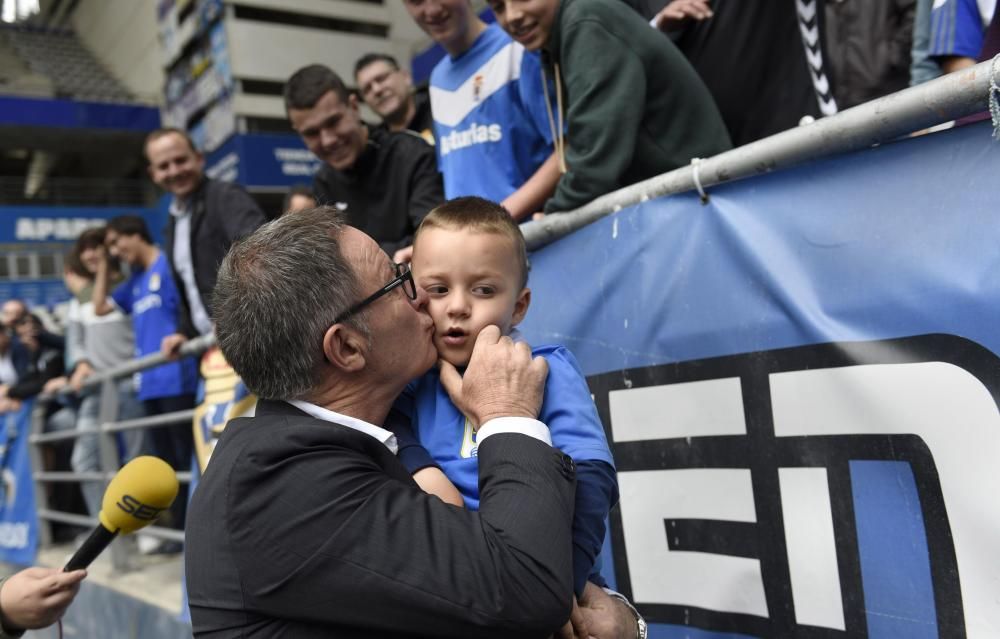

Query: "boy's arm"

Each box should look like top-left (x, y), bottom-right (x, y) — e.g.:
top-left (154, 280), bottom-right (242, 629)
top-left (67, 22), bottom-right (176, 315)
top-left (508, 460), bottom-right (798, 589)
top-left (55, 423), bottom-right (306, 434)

top-left (502, 153), bottom-right (563, 222)
top-left (413, 467), bottom-right (465, 508)
top-left (538, 346), bottom-right (620, 595)
top-left (572, 460), bottom-right (619, 595)
top-left (385, 405), bottom-right (465, 507)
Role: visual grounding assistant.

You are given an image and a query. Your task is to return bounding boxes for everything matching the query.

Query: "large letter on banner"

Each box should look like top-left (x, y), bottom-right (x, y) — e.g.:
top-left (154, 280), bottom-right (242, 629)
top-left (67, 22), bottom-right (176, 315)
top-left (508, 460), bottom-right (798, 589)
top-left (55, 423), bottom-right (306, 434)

top-left (0, 402), bottom-right (39, 565)
top-left (518, 122), bottom-right (1000, 638)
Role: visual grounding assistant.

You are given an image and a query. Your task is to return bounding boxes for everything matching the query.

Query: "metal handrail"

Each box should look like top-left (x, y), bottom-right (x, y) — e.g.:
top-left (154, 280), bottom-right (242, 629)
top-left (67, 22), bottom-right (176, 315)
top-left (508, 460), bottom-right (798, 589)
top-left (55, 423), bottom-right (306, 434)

top-left (29, 332), bottom-right (217, 570)
top-left (78, 333), bottom-right (217, 392)
top-left (522, 57), bottom-right (999, 250)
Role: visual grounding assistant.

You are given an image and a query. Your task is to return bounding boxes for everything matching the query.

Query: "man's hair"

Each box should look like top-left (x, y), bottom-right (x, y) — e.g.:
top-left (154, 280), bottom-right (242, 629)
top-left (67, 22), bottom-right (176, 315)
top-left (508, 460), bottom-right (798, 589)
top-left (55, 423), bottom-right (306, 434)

top-left (213, 207), bottom-right (369, 400)
top-left (144, 127), bottom-right (199, 160)
top-left (107, 215), bottom-right (153, 245)
top-left (284, 64), bottom-right (351, 113)
top-left (415, 196), bottom-right (529, 289)
top-left (353, 52), bottom-right (399, 78)
top-left (66, 226), bottom-right (108, 277)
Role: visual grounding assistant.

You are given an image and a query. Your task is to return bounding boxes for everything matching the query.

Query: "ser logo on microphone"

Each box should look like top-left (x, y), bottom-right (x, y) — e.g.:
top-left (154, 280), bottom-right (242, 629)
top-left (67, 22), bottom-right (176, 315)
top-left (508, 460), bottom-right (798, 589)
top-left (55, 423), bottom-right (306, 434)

top-left (116, 494), bottom-right (164, 521)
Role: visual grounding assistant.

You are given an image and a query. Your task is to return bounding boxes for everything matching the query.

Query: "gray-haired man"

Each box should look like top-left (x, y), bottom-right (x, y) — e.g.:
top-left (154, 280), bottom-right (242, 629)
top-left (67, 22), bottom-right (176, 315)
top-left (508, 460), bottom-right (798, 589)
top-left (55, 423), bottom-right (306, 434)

top-left (184, 206), bottom-right (577, 638)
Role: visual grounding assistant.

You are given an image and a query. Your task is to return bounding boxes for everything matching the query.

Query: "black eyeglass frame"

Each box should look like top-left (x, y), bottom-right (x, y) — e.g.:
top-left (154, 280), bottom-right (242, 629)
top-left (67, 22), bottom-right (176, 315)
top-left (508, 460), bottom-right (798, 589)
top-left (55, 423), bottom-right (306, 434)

top-left (333, 262), bottom-right (416, 324)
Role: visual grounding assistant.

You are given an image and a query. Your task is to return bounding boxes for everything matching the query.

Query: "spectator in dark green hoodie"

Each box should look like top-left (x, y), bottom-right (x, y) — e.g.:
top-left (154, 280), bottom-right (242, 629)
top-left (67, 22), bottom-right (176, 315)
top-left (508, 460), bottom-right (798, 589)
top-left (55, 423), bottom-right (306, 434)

top-left (487, 0), bottom-right (732, 214)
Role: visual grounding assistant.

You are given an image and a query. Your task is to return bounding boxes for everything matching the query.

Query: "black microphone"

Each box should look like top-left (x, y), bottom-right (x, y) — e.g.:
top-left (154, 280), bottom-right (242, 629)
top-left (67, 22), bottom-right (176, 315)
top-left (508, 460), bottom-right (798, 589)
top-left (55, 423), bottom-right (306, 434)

top-left (64, 456), bottom-right (179, 571)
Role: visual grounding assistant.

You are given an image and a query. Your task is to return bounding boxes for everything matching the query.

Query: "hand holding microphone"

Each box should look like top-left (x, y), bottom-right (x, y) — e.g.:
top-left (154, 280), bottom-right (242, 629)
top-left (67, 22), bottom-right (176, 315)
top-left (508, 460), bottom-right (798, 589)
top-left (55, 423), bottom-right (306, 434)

top-left (64, 456), bottom-right (179, 572)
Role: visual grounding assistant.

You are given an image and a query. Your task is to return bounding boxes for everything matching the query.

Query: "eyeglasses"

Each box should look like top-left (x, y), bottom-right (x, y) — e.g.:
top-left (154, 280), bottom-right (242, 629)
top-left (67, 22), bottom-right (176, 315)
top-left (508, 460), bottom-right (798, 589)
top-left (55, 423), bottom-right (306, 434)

top-left (360, 69), bottom-right (398, 99)
top-left (334, 262), bottom-right (417, 324)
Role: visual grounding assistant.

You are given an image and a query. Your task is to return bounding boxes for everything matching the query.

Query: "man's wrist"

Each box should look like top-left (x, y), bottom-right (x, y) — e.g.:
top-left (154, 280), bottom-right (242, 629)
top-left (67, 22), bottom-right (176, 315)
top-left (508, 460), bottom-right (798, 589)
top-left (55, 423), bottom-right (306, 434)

top-left (604, 589), bottom-right (647, 639)
top-left (478, 417), bottom-right (551, 446)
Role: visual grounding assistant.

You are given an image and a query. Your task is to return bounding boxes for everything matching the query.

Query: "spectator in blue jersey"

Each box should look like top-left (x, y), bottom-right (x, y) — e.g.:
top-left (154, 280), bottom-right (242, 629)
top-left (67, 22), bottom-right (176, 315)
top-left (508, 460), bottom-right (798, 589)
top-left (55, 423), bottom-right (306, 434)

top-left (354, 53), bottom-right (436, 144)
top-left (487, 0), bottom-right (730, 214)
top-left (403, 0), bottom-right (563, 221)
top-left (929, 0), bottom-right (996, 73)
top-left (91, 215), bottom-right (197, 532)
top-left (395, 198), bottom-right (640, 639)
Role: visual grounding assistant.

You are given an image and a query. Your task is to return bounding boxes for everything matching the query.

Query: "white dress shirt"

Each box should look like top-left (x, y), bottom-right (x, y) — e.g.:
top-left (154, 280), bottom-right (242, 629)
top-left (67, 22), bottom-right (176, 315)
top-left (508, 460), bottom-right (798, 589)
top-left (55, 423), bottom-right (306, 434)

top-left (170, 198), bottom-right (213, 336)
top-left (287, 400), bottom-right (552, 452)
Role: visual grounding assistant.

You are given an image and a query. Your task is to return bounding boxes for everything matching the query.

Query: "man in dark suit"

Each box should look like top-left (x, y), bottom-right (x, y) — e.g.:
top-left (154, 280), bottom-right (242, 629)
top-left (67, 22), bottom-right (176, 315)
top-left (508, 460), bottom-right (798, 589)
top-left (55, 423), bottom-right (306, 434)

top-left (184, 206), bottom-right (577, 638)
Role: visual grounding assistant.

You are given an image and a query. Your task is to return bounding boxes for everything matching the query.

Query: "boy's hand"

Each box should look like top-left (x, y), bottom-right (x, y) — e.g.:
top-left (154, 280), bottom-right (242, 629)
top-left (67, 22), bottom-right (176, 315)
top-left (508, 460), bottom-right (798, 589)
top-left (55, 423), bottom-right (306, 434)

top-left (438, 325), bottom-right (548, 428)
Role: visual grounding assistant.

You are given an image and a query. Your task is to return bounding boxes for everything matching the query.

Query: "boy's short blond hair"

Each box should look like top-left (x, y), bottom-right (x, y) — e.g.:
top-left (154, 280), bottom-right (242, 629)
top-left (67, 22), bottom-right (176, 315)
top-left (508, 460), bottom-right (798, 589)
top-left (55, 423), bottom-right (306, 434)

top-left (415, 196), bottom-right (529, 288)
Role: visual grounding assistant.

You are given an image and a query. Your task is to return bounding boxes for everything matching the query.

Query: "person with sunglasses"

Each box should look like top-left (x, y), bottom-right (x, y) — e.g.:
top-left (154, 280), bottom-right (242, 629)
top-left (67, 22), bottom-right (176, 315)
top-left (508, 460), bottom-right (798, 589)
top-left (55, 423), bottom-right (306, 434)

top-left (186, 207), bottom-right (580, 638)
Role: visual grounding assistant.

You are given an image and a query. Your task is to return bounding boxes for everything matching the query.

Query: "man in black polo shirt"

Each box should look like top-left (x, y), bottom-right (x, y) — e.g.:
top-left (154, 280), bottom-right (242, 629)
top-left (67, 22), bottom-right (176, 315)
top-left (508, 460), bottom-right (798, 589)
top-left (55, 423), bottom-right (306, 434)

top-left (354, 53), bottom-right (435, 146)
top-left (284, 64), bottom-right (443, 264)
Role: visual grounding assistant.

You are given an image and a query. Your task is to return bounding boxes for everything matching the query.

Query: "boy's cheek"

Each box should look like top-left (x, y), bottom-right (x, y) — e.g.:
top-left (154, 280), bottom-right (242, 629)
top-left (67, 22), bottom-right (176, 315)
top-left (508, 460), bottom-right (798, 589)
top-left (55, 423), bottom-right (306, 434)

top-left (424, 301), bottom-right (447, 325)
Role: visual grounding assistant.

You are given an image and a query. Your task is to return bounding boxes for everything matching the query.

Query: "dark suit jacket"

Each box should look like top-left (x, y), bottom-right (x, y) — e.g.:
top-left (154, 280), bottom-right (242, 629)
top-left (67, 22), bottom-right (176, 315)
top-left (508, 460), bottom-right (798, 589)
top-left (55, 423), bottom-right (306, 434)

top-left (163, 178), bottom-right (266, 337)
top-left (185, 400), bottom-right (577, 638)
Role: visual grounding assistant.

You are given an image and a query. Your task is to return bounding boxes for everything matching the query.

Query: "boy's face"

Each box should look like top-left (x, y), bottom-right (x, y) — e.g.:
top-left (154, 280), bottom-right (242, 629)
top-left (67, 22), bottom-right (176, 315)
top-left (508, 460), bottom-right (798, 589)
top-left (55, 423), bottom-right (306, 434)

top-left (403, 0), bottom-right (474, 51)
top-left (412, 227), bottom-right (530, 368)
top-left (105, 230), bottom-right (141, 267)
top-left (486, 0), bottom-right (559, 51)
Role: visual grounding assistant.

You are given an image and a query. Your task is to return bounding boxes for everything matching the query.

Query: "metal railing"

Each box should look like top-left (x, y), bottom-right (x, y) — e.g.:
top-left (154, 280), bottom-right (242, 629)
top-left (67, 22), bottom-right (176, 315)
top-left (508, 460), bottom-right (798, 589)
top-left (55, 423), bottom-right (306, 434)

top-left (522, 56), bottom-right (1000, 250)
top-left (28, 333), bottom-right (216, 572)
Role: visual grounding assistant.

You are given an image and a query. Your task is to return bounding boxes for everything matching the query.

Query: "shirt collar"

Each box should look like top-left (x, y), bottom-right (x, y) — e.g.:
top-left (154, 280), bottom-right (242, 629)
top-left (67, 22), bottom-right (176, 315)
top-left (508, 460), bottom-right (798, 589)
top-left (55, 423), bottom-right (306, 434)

top-left (169, 196), bottom-right (191, 218)
top-left (287, 399), bottom-right (398, 454)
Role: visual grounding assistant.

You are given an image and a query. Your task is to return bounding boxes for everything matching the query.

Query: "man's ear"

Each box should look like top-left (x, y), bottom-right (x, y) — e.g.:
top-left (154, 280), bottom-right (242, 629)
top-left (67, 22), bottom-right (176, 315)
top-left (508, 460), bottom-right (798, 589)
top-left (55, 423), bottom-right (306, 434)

top-left (348, 92), bottom-right (360, 112)
top-left (322, 323), bottom-right (367, 373)
top-left (511, 287), bottom-right (531, 327)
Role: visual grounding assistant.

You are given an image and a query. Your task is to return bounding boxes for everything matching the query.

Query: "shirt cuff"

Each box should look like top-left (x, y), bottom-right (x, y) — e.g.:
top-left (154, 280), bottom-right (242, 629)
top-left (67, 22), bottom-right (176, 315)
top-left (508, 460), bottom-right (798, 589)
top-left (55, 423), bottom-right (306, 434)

top-left (477, 417), bottom-right (552, 446)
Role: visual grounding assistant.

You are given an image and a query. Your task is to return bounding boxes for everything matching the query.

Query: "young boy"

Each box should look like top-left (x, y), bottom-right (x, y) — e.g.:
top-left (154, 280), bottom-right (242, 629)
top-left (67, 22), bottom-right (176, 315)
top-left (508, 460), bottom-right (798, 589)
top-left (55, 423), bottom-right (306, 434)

top-left (486, 0), bottom-right (732, 214)
top-left (395, 196), bottom-right (618, 598)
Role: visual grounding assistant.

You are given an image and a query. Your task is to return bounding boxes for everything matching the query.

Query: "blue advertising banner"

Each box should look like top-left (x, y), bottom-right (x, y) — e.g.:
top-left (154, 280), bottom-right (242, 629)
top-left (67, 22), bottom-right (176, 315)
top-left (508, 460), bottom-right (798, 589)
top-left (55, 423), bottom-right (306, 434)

top-left (0, 402), bottom-right (39, 566)
top-left (0, 96), bottom-right (159, 131)
top-left (518, 121), bottom-right (999, 638)
top-left (0, 204), bottom-right (167, 308)
top-left (204, 134), bottom-right (321, 189)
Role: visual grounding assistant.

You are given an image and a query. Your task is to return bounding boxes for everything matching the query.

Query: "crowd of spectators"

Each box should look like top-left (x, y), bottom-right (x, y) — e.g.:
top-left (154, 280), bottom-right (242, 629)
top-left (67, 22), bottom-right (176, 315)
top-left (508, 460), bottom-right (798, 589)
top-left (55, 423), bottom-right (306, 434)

top-left (1, 0), bottom-right (994, 556)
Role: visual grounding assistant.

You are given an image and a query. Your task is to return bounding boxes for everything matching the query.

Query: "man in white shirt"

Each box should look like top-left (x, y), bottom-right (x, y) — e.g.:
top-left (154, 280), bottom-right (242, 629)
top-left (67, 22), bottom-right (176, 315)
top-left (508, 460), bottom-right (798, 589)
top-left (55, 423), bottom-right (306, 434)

top-left (143, 128), bottom-right (266, 357)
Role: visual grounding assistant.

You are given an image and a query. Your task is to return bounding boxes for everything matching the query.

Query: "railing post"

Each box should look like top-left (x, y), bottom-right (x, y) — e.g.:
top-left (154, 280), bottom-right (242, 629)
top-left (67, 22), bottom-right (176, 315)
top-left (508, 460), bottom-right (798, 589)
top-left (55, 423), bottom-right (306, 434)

top-left (26, 400), bottom-right (52, 547)
top-left (96, 376), bottom-right (132, 572)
